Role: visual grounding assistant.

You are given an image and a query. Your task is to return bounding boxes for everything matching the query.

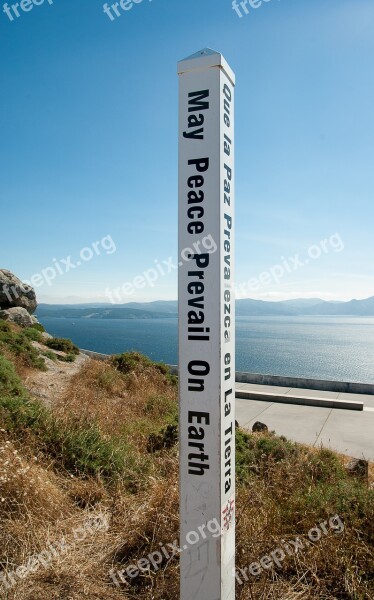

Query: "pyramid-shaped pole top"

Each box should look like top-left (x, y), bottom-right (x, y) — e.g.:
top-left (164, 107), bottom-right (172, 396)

top-left (178, 48), bottom-right (235, 86)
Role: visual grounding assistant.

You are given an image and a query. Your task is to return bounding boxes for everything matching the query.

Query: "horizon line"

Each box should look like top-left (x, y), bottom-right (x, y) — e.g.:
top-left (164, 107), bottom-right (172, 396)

top-left (36, 295), bottom-right (374, 306)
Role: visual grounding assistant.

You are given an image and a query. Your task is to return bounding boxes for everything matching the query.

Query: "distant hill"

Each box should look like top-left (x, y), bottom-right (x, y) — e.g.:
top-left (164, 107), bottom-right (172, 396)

top-left (121, 301), bottom-right (178, 314)
top-left (36, 296), bottom-right (374, 319)
top-left (36, 305), bottom-right (176, 320)
top-left (303, 296), bottom-right (374, 316)
top-left (280, 298), bottom-right (328, 309)
top-left (236, 298), bottom-right (298, 316)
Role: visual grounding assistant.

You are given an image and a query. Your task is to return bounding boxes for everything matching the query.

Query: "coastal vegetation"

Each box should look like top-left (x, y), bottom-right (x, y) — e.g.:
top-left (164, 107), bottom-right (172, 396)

top-left (0, 323), bottom-right (373, 599)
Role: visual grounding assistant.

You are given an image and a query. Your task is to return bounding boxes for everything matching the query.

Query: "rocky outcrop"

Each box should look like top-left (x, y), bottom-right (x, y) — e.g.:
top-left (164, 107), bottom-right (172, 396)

top-left (0, 269), bottom-right (39, 327)
top-left (0, 269), bottom-right (37, 314)
top-left (0, 307), bottom-right (38, 328)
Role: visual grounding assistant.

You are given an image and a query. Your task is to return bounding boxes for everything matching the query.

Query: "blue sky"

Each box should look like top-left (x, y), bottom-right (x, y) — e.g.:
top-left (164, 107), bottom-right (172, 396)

top-left (0, 0), bottom-right (373, 304)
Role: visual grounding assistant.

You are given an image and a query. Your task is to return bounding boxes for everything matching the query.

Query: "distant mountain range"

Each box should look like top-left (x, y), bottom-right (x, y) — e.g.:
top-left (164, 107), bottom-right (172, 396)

top-left (36, 296), bottom-right (374, 319)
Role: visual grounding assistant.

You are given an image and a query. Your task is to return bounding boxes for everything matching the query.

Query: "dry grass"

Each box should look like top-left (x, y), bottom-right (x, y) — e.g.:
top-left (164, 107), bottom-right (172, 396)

top-left (0, 346), bottom-right (373, 600)
top-left (53, 358), bottom-right (177, 448)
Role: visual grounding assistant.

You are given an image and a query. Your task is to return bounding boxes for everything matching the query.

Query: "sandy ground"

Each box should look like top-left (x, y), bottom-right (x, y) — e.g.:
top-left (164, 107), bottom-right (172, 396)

top-left (24, 342), bottom-right (89, 406)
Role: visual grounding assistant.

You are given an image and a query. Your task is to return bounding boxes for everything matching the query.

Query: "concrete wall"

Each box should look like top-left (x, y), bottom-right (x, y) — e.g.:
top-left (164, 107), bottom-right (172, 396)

top-left (80, 349), bottom-right (111, 362)
top-left (234, 371), bottom-right (374, 395)
top-left (80, 352), bottom-right (374, 396)
top-left (167, 365), bottom-right (374, 395)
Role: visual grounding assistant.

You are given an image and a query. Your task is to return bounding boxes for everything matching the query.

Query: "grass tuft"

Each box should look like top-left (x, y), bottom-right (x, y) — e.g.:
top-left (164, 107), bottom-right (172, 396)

top-left (0, 321), bottom-right (46, 370)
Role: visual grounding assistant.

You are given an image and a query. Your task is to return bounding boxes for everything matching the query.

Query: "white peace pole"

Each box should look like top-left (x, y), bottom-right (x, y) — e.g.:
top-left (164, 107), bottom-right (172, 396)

top-left (178, 49), bottom-right (236, 600)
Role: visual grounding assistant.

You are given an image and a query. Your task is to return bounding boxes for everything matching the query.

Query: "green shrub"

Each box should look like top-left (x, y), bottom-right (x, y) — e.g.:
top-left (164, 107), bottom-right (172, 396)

top-left (295, 479), bottom-right (372, 517)
top-left (0, 356), bottom-right (47, 431)
top-left (112, 352), bottom-right (175, 390)
top-left (147, 423), bottom-right (178, 453)
top-left (0, 353), bottom-right (128, 480)
top-left (309, 448), bottom-right (347, 483)
top-left (30, 323), bottom-right (46, 333)
top-left (0, 321), bottom-right (11, 333)
top-left (57, 352), bottom-right (76, 363)
top-left (43, 350), bottom-right (58, 361)
top-left (166, 373), bottom-right (178, 387)
top-left (153, 362), bottom-right (169, 375)
top-left (236, 431), bottom-right (345, 485)
top-left (0, 375), bottom-right (129, 482)
top-left (1, 395), bottom-right (128, 480)
top-left (95, 367), bottom-right (124, 394)
top-left (144, 394), bottom-right (176, 418)
top-left (44, 420), bottom-right (131, 479)
top-left (0, 324), bottom-right (46, 370)
top-left (24, 326), bottom-right (43, 342)
top-left (112, 351), bottom-right (153, 374)
top-left (236, 427), bottom-right (374, 539)
top-left (254, 434), bottom-right (298, 461)
top-left (45, 337), bottom-right (79, 355)
top-left (0, 355), bottom-right (26, 398)
top-left (0, 392), bottom-right (47, 432)
top-left (235, 428), bottom-right (301, 483)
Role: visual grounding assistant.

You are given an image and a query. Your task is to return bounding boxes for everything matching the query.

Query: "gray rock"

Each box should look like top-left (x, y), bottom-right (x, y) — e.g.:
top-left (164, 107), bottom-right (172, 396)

top-left (252, 421), bottom-right (268, 433)
top-left (41, 331), bottom-right (53, 340)
top-left (0, 307), bottom-right (38, 328)
top-left (0, 269), bottom-right (37, 314)
top-left (346, 458), bottom-right (368, 482)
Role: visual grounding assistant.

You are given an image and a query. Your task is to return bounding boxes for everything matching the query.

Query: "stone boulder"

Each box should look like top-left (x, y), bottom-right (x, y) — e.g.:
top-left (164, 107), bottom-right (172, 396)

top-left (252, 421), bottom-right (268, 433)
top-left (346, 458), bottom-right (369, 482)
top-left (41, 331), bottom-right (53, 340)
top-left (0, 307), bottom-right (38, 328)
top-left (0, 269), bottom-right (37, 314)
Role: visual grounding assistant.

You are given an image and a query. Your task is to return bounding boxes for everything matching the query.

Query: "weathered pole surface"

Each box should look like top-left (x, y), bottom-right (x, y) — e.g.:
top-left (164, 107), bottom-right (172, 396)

top-left (178, 48), bottom-right (236, 600)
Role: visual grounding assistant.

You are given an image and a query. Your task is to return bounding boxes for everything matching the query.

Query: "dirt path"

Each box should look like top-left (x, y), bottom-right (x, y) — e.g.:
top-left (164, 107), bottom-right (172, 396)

top-left (24, 343), bottom-right (90, 406)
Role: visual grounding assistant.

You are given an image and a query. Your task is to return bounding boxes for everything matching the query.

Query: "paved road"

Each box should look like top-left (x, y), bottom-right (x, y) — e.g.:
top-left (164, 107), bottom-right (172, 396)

top-left (236, 383), bottom-right (374, 460)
